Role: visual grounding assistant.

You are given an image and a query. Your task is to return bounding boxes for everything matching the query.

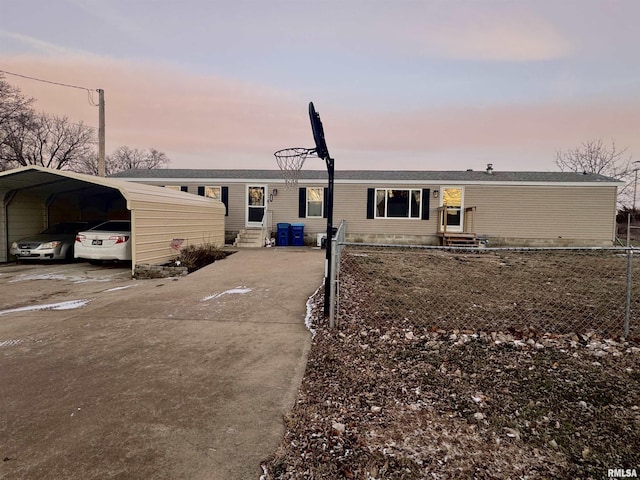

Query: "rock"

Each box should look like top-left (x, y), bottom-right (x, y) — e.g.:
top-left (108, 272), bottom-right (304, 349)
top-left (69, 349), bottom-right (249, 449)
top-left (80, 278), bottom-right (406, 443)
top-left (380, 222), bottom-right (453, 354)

top-left (370, 406), bottom-right (382, 413)
top-left (473, 412), bottom-right (484, 421)
top-left (332, 422), bottom-right (346, 434)
top-left (405, 331), bottom-right (415, 340)
top-left (504, 428), bottom-right (521, 440)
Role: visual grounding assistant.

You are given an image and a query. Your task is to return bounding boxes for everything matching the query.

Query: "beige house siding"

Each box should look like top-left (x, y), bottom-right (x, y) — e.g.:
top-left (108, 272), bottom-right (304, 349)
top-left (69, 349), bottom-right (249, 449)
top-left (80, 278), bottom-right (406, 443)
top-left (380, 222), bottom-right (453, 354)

top-left (466, 185), bottom-right (617, 243)
top-left (276, 182), bottom-right (618, 245)
top-left (117, 173), bottom-right (620, 247)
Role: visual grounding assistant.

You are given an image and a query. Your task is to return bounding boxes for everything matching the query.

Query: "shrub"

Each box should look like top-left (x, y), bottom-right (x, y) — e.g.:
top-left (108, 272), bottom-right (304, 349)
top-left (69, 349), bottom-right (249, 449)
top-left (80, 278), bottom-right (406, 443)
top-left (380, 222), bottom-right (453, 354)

top-left (173, 244), bottom-right (229, 273)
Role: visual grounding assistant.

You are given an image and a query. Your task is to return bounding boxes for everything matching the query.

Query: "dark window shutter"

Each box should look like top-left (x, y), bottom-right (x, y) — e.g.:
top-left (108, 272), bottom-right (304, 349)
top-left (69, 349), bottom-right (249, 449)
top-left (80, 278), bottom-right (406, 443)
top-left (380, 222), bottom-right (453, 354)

top-left (299, 187), bottom-right (306, 218)
top-left (221, 187), bottom-right (229, 216)
top-left (197, 186), bottom-right (205, 196)
top-left (421, 189), bottom-right (430, 220)
top-left (180, 186), bottom-right (188, 192)
top-left (367, 188), bottom-right (375, 219)
top-left (323, 187), bottom-right (328, 218)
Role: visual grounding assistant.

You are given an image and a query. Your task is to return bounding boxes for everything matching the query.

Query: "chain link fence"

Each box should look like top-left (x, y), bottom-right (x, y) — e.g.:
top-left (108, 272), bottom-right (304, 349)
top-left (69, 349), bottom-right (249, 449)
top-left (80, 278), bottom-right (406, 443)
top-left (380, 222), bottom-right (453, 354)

top-left (332, 244), bottom-right (639, 339)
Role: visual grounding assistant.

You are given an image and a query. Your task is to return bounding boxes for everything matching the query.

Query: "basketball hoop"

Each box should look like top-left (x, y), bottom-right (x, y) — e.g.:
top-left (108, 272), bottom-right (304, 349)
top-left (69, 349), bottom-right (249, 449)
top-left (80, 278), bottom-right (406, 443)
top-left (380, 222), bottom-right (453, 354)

top-left (274, 102), bottom-right (336, 322)
top-left (273, 147), bottom-right (315, 188)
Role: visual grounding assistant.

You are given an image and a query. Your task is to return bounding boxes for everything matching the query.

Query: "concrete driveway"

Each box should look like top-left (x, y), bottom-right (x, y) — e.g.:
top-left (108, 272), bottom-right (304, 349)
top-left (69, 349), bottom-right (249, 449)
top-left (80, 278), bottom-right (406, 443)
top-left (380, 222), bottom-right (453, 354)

top-left (0, 248), bottom-right (325, 479)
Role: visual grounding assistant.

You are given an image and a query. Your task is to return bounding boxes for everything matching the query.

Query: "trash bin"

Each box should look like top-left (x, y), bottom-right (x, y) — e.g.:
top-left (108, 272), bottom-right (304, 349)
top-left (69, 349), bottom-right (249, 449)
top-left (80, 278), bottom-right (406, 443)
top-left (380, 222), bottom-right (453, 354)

top-left (277, 223), bottom-right (291, 246)
top-left (291, 223), bottom-right (305, 246)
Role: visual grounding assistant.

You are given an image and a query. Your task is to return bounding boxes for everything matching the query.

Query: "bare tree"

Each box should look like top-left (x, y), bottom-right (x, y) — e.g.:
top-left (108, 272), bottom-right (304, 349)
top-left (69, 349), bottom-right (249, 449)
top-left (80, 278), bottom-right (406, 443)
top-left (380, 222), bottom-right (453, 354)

top-left (0, 75), bottom-right (36, 170)
top-left (1, 112), bottom-right (96, 170)
top-left (555, 139), bottom-right (633, 207)
top-left (75, 146), bottom-right (170, 176)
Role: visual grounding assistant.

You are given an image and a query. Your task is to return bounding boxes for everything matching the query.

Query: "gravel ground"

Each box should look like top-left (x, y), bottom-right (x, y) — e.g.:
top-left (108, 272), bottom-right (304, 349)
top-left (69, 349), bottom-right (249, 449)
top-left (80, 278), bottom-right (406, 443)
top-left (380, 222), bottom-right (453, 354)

top-left (262, 250), bottom-right (640, 480)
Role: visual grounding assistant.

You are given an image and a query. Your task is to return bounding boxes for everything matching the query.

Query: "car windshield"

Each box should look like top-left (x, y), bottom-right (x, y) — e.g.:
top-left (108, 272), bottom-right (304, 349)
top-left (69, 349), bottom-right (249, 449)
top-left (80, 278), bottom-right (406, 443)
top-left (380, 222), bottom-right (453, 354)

top-left (91, 221), bottom-right (131, 232)
top-left (41, 222), bottom-right (88, 235)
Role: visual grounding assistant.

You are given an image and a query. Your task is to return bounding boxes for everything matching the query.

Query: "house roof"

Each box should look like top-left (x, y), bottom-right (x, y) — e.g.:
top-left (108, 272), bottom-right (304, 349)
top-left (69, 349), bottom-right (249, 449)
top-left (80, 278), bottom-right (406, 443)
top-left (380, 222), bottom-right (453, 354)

top-left (111, 168), bottom-right (623, 185)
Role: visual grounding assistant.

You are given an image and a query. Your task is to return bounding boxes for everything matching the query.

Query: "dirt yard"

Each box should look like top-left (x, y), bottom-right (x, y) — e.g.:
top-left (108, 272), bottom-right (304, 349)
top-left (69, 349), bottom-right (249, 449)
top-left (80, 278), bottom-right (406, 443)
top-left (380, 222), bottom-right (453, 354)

top-left (262, 249), bottom-right (640, 479)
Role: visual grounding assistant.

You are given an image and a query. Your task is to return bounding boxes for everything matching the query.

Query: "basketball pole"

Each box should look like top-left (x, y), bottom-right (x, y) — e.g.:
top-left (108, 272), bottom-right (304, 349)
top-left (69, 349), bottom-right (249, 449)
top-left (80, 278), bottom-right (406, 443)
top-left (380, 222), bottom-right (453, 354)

top-left (324, 156), bottom-right (335, 318)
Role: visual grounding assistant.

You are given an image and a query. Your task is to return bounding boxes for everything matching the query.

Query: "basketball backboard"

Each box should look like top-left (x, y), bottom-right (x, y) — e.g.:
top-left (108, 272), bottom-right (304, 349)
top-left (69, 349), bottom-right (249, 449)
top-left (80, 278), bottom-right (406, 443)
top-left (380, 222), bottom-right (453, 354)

top-left (309, 102), bottom-right (329, 160)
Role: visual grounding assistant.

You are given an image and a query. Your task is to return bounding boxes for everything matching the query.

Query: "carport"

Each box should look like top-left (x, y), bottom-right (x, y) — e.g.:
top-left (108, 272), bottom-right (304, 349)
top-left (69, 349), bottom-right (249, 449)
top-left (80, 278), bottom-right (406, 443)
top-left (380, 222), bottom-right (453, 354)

top-left (0, 166), bottom-right (225, 273)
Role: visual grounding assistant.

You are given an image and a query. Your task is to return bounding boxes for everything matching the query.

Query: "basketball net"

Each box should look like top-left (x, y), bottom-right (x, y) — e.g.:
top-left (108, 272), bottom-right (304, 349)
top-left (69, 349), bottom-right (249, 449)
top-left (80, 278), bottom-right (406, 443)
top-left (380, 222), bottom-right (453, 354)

top-left (273, 147), bottom-right (314, 188)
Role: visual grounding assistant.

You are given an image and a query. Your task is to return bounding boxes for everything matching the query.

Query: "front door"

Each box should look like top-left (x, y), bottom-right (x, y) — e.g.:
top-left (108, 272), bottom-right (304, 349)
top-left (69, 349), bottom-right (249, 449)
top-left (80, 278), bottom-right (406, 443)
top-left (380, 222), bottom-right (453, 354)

top-left (440, 187), bottom-right (464, 233)
top-left (246, 185), bottom-right (267, 227)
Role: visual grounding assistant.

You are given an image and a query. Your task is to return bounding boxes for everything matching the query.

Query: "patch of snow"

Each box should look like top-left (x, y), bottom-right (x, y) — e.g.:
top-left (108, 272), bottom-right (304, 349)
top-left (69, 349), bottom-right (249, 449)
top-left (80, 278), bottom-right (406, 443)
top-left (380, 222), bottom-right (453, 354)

top-left (10, 273), bottom-right (112, 284)
top-left (305, 285), bottom-right (323, 337)
top-left (104, 284), bottom-right (138, 292)
top-left (202, 286), bottom-right (252, 301)
top-left (0, 299), bottom-right (90, 316)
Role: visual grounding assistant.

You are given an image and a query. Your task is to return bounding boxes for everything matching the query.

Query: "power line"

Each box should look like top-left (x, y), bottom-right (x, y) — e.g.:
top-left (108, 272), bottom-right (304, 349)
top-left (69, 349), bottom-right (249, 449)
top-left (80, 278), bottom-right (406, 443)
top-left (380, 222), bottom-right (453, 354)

top-left (0, 69), bottom-right (99, 106)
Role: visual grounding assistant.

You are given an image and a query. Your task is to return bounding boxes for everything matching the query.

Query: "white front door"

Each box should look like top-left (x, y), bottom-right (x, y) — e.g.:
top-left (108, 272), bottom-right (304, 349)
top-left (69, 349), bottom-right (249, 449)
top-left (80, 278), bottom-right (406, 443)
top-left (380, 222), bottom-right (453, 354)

top-left (440, 187), bottom-right (464, 233)
top-left (246, 185), bottom-right (267, 227)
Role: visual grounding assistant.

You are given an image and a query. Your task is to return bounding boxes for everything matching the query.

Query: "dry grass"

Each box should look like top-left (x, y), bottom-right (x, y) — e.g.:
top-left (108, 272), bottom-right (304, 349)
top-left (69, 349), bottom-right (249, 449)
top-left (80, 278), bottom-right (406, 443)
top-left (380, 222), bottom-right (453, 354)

top-left (262, 249), bottom-right (640, 480)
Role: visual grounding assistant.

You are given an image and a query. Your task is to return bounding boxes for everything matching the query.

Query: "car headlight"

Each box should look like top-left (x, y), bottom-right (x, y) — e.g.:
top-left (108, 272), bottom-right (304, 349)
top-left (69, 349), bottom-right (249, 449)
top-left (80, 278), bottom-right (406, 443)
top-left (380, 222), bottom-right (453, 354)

top-left (40, 241), bottom-right (62, 249)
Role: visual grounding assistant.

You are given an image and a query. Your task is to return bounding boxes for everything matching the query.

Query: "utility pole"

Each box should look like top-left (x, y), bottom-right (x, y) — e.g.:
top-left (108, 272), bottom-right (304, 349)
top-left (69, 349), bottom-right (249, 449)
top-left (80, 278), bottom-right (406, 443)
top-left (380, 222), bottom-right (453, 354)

top-left (97, 89), bottom-right (105, 177)
top-left (632, 161), bottom-right (640, 213)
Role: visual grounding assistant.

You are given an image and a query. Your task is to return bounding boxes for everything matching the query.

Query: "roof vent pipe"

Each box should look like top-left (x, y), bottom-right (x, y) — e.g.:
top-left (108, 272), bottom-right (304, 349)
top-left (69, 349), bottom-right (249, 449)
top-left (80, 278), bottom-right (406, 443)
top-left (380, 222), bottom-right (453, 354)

top-left (486, 163), bottom-right (494, 174)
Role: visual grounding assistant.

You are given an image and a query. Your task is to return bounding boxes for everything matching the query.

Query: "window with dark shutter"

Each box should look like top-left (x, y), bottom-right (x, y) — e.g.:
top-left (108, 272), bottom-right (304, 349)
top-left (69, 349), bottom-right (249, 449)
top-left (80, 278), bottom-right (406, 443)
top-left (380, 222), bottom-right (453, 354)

top-left (299, 188), bottom-right (307, 218)
top-left (221, 187), bottom-right (229, 216)
top-left (421, 189), bottom-right (430, 220)
top-left (366, 188), bottom-right (375, 219)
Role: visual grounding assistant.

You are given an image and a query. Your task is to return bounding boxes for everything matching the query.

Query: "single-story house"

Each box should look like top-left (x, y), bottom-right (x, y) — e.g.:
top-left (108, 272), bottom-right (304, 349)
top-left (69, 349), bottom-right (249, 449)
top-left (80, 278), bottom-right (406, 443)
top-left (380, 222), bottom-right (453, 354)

top-left (0, 166), bottom-right (225, 272)
top-left (112, 165), bottom-right (623, 247)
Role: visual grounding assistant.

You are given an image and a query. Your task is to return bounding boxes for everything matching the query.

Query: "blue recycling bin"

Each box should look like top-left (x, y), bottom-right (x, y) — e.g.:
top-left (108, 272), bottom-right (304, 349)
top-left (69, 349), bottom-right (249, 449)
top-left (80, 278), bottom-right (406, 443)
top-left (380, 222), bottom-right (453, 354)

top-left (291, 223), bottom-right (305, 246)
top-left (277, 223), bottom-right (291, 246)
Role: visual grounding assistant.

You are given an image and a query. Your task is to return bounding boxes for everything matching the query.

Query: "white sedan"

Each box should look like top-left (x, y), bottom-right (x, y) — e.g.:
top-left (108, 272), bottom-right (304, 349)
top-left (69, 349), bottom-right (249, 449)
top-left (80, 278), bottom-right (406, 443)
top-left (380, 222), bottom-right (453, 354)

top-left (74, 220), bottom-right (132, 263)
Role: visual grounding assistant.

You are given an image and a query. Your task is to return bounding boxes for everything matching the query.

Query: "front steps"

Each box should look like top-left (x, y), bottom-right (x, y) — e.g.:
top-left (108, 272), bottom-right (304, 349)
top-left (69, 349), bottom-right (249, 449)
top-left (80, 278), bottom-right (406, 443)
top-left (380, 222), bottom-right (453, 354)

top-left (438, 232), bottom-right (479, 247)
top-left (233, 228), bottom-right (267, 248)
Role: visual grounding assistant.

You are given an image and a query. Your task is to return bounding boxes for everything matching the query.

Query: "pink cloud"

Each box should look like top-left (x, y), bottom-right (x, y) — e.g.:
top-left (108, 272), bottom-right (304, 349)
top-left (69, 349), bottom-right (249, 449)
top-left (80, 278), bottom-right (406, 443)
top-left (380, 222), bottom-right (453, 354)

top-left (2, 54), bottom-right (638, 172)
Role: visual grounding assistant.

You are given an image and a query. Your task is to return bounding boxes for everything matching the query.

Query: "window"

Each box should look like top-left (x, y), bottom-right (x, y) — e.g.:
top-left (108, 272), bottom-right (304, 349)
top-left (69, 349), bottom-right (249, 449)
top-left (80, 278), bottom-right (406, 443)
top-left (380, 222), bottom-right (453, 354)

top-left (201, 186), bottom-right (221, 200)
top-left (374, 189), bottom-right (421, 219)
top-left (165, 185), bottom-right (188, 192)
top-left (198, 186), bottom-right (229, 216)
top-left (306, 187), bottom-right (324, 218)
top-left (299, 187), bottom-right (327, 218)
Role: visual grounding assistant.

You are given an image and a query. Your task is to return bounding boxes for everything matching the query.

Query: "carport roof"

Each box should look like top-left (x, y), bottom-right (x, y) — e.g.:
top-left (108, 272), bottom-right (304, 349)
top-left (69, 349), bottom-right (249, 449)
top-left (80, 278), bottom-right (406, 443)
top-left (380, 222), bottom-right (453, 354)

top-left (0, 166), bottom-right (220, 207)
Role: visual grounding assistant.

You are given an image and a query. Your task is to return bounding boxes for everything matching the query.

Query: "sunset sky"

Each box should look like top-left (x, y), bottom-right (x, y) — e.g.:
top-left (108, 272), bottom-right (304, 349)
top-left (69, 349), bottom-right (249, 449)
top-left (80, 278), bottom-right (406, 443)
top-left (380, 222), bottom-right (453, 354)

top-left (0, 0), bottom-right (638, 172)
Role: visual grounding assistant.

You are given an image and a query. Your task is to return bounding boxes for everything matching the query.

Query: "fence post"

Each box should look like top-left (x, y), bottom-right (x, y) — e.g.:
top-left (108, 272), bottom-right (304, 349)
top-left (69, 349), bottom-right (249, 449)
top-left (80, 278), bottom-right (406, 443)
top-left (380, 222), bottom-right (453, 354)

top-left (328, 220), bottom-right (346, 328)
top-left (329, 236), bottom-right (338, 328)
top-left (625, 248), bottom-right (633, 338)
